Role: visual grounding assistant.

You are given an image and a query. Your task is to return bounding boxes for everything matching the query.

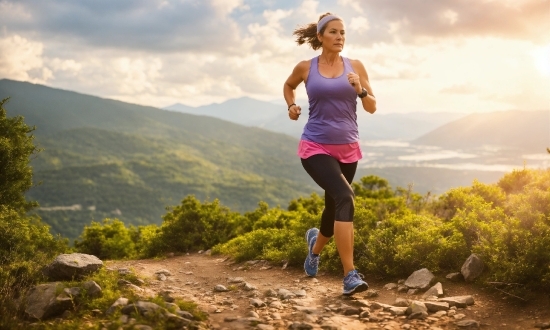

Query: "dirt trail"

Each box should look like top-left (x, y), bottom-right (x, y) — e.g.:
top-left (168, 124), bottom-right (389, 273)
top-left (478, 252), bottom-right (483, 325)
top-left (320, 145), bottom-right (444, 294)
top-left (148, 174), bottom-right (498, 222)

top-left (108, 253), bottom-right (550, 330)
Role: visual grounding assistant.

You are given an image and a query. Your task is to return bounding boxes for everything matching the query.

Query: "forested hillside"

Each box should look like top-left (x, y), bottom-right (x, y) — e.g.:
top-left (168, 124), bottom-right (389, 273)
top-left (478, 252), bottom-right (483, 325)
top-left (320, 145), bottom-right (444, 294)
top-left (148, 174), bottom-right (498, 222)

top-left (0, 79), bottom-right (317, 241)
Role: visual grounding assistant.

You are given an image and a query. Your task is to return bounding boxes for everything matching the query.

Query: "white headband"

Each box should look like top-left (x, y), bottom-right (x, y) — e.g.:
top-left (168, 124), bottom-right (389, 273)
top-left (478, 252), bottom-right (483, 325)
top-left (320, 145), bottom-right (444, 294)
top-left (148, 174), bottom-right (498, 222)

top-left (317, 15), bottom-right (342, 34)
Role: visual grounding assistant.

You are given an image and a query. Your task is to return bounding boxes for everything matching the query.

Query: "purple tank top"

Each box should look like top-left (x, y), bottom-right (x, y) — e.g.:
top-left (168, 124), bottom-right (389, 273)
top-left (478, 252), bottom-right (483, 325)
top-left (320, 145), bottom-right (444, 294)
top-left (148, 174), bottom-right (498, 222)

top-left (301, 56), bottom-right (359, 144)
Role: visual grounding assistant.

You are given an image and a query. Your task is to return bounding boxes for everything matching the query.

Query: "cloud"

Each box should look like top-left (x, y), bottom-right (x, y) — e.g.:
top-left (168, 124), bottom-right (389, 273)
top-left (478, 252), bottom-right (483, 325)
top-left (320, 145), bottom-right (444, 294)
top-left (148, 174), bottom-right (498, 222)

top-left (0, 0), bottom-right (548, 113)
top-left (340, 0), bottom-right (550, 44)
top-left (0, 0), bottom-right (244, 53)
top-left (338, 0), bottom-right (363, 14)
top-left (348, 16), bottom-right (370, 34)
top-left (0, 35), bottom-right (50, 83)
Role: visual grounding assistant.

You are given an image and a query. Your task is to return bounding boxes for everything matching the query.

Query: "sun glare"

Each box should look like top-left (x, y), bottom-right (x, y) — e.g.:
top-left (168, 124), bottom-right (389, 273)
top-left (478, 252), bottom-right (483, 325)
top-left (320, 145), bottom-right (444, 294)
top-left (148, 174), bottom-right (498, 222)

top-left (532, 44), bottom-right (550, 77)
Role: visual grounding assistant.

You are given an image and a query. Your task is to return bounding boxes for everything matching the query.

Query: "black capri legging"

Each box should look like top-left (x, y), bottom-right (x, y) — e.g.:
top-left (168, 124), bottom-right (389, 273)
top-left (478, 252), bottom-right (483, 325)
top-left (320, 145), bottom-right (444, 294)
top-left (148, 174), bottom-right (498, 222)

top-left (301, 154), bottom-right (357, 238)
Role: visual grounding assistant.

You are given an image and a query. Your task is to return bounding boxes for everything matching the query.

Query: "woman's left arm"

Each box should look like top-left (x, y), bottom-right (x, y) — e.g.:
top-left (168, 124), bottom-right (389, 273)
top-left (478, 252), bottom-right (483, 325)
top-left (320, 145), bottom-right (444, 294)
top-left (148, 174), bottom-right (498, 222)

top-left (350, 59), bottom-right (376, 114)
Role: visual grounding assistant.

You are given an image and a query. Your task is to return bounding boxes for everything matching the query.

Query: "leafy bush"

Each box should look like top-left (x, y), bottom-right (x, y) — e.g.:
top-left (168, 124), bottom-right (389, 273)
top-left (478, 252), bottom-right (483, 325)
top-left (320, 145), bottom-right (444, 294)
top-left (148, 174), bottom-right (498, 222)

top-left (0, 206), bottom-right (67, 324)
top-left (144, 196), bottom-right (241, 256)
top-left (0, 98), bottom-right (39, 212)
top-left (74, 218), bottom-right (137, 260)
top-left (213, 228), bottom-right (305, 265)
top-left (361, 212), bottom-right (468, 276)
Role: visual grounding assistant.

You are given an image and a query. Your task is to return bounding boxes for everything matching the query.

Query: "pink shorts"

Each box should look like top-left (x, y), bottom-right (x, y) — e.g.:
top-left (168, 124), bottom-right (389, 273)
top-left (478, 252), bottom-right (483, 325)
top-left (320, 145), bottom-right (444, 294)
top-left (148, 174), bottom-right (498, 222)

top-left (297, 140), bottom-right (363, 163)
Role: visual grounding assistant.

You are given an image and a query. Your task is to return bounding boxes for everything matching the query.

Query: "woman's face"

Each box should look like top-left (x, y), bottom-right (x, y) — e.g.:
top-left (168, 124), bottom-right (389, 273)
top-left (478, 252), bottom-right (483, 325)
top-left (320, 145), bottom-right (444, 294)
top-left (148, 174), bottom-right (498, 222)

top-left (319, 20), bottom-right (345, 52)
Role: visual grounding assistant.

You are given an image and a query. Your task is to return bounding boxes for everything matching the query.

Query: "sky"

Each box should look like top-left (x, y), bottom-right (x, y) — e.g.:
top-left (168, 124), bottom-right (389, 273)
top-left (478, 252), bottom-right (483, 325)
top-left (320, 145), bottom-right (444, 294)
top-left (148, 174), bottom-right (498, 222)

top-left (0, 0), bottom-right (549, 113)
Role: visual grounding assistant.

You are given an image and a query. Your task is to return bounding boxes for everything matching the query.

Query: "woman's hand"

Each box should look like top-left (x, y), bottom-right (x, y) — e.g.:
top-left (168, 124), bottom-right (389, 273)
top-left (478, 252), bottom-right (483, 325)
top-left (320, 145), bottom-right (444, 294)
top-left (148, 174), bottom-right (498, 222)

top-left (347, 72), bottom-right (362, 94)
top-left (288, 104), bottom-right (301, 121)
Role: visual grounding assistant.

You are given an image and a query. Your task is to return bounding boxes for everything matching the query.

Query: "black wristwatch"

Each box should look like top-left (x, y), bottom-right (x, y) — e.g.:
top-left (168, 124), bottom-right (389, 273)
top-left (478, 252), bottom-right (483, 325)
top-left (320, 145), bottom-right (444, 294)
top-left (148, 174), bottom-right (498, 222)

top-left (358, 87), bottom-right (368, 98)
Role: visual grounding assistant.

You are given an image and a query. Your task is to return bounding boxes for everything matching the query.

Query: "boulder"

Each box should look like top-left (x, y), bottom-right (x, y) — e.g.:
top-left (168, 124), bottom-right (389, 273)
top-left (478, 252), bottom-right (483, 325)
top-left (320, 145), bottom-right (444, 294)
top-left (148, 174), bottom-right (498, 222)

top-left (176, 310), bottom-right (195, 320)
top-left (393, 298), bottom-right (409, 307)
top-left (249, 298), bottom-right (267, 308)
top-left (121, 301), bottom-right (165, 317)
top-left (106, 297), bottom-right (129, 315)
top-left (24, 282), bottom-right (73, 320)
top-left (424, 301), bottom-right (450, 312)
top-left (243, 282), bottom-right (257, 291)
top-left (446, 272), bottom-right (463, 281)
top-left (422, 282), bottom-right (444, 299)
top-left (389, 307), bottom-right (408, 316)
top-left (406, 300), bottom-right (428, 315)
top-left (461, 254), bottom-right (484, 282)
top-left (455, 319), bottom-right (480, 328)
top-left (63, 287), bottom-right (81, 298)
top-left (277, 288), bottom-right (296, 300)
top-left (165, 312), bottom-right (192, 328)
top-left (214, 285), bottom-right (229, 292)
top-left (83, 281), bottom-right (102, 298)
top-left (364, 289), bottom-right (379, 298)
top-left (43, 253), bottom-right (103, 281)
top-left (404, 268), bottom-right (435, 290)
top-left (439, 295), bottom-right (475, 308)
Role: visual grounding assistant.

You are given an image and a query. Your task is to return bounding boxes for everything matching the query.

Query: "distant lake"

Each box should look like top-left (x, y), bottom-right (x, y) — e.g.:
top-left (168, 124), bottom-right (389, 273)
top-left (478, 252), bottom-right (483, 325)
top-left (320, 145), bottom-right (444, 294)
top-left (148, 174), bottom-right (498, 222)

top-left (359, 140), bottom-right (550, 172)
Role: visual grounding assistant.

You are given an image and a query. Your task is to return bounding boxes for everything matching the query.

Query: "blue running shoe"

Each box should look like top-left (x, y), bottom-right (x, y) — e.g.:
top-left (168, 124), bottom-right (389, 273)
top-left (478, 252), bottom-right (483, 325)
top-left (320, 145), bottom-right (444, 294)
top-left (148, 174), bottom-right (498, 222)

top-left (342, 269), bottom-right (369, 295)
top-left (304, 228), bottom-right (320, 277)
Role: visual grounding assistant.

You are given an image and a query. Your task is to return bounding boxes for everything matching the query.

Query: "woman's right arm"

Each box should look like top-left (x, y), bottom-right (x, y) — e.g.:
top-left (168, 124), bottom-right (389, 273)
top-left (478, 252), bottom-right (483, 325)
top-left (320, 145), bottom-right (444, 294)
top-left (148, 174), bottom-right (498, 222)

top-left (283, 60), bottom-right (309, 121)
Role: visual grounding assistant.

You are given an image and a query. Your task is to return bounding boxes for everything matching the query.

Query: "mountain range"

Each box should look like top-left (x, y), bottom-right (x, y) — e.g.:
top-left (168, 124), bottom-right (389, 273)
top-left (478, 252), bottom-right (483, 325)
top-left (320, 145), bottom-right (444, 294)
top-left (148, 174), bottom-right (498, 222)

top-left (166, 99), bottom-right (467, 141)
top-left (413, 110), bottom-right (549, 152)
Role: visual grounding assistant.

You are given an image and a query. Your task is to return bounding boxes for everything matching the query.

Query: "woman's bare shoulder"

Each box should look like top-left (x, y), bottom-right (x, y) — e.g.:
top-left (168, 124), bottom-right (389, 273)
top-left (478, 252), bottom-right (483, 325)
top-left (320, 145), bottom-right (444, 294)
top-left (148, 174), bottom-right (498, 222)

top-left (348, 58), bottom-right (366, 67)
top-left (348, 58), bottom-right (368, 74)
top-left (295, 59), bottom-right (312, 72)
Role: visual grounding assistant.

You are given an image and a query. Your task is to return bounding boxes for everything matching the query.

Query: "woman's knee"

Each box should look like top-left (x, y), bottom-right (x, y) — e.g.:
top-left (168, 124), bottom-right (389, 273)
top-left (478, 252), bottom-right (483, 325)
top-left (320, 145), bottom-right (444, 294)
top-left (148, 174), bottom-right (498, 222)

top-left (334, 189), bottom-right (355, 222)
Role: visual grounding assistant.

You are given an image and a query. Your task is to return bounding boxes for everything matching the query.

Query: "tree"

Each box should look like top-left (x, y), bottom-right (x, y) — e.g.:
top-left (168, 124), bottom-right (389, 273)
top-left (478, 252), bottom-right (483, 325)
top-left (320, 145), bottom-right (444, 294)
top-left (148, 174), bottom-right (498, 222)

top-left (0, 98), bottom-right (66, 324)
top-left (0, 98), bottom-right (39, 212)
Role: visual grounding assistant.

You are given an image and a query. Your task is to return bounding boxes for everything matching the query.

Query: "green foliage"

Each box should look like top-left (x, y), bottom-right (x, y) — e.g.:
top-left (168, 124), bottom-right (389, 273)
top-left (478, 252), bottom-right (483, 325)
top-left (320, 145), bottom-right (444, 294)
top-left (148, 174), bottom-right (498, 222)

top-left (0, 98), bottom-right (39, 212)
top-left (213, 228), bottom-right (305, 265)
top-left (0, 206), bottom-right (67, 319)
top-left (352, 175), bottom-right (394, 199)
top-left (209, 170), bottom-right (550, 290)
top-left (144, 196), bottom-right (241, 256)
top-left (497, 168), bottom-right (533, 194)
top-left (236, 201), bottom-right (270, 235)
top-left (74, 218), bottom-right (137, 260)
top-left (0, 101), bottom-right (68, 324)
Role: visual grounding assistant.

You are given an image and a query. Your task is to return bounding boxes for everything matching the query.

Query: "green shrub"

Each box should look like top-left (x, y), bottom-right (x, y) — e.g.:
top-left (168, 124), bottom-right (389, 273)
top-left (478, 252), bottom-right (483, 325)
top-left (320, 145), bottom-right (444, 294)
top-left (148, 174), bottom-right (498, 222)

top-left (498, 168), bottom-right (533, 194)
top-left (473, 173), bottom-right (550, 287)
top-left (74, 218), bottom-right (137, 260)
top-left (213, 228), bottom-right (305, 265)
top-left (287, 193), bottom-right (325, 215)
top-left (131, 224), bottom-right (162, 258)
top-left (235, 201), bottom-right (270, 235)
top-left (147, 196), bottom-right (241, 256)
top-left (358, 212), bottom-right (465, 276)
top-left (0, 206), bottom-right (67, 324)
top-left (352, 175), bottom-right (394, 199)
